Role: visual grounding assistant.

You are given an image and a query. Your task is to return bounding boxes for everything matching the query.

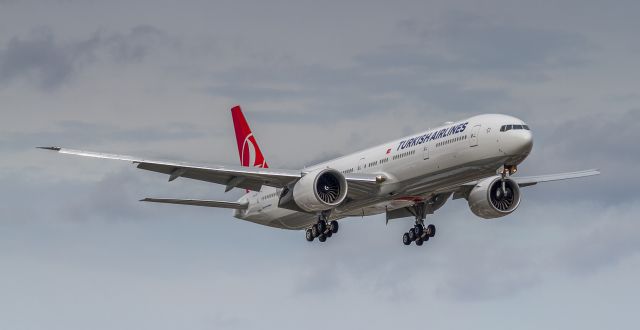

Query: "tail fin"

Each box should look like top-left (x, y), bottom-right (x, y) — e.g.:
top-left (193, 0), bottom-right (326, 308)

top-left (231, 105), bottom-right (269, 168)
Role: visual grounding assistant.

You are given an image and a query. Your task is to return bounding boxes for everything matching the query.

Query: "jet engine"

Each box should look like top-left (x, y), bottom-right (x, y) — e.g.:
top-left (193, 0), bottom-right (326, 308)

top-left (467, 176), bottom-right (521, 219)
top-left (288, 168), bottom-right (348, 212)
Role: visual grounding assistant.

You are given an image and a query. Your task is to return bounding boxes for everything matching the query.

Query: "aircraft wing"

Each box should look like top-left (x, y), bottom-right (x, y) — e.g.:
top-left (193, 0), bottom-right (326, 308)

top-left (451, 169), bottom-right (600, 199)
top-left (39, 147), bottom-right (380, 194)
top-left (511, 169), bottom-right (600, 187)
top-left (39, 147), bottom-right (302, 191)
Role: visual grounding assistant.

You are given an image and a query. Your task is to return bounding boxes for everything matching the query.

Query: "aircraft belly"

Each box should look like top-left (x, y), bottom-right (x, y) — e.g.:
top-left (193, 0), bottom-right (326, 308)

top-left (341, 199), bottom-right (414, 217)
top-left (240, 207), bottom-right (317, 230)
top-left (400, 155), bottom-right (506, 195)
top-left (239, 155), bottom-right (510, 230)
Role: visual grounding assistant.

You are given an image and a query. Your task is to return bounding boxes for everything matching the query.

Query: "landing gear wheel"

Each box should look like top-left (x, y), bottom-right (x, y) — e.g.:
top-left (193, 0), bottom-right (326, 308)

top-left (305, 229), bottom-right (314, 242)
top-left (325, 230), bottom-right (333, 238)
top-left (414, 224), bottom-right (424, 237)
top-left (330, 221), bottom-right (339, 234)
top-left (415, 238), bottom-right (424, 246)
top-left (403, 233), bottom-right (411, 245)
top-left (311, 224), bottom-right (319, 238)
top-left (318, 234), bottom-right (327, 242)
top-left (317, 221), bottom-right (327, 233)
top-left (408, 228), bottom-right (416, 241)
top-left (426, 224), bottom-right (436, 237)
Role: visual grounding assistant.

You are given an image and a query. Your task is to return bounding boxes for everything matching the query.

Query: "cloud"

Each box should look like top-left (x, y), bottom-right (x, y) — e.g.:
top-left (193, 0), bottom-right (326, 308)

top-left (552, 201), bottom-right (640, 275)
top-left (207, 63), bottom-right (509, 124)
top-left (0, 28), bottom-right (75, 89)
top-left (521, 109), bottom-right (639, 204)
top-left (0, 25), bottom-right (172, 90)
top-left (0, 120), bottom-right (206, 154)
top-left (203, 12), bottom-right (595, 123)
top-left (359, 12), bottom-right (592, 82)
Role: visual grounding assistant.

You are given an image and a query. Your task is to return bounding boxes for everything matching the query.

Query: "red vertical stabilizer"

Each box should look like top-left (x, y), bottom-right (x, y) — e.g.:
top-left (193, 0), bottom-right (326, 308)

top-left (231, 106), bottom-right (269, 169)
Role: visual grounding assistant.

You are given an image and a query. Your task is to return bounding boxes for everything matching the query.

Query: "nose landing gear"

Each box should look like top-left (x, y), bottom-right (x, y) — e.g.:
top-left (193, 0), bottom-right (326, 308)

top-left (500, 164), bottom-right (517, 194)
top-left (502, 165), bottom-right (517, 177)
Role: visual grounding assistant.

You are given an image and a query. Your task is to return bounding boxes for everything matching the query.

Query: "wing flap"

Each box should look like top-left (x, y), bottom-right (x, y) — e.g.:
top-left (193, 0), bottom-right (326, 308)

top-left (140, 198), bottom-right (248, 209)
top-left (343, 173), bottom-right (380, 199)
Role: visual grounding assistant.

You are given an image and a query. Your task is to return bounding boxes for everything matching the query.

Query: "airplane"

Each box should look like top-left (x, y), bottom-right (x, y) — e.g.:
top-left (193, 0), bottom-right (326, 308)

top-left (40, 106), bottom-right (599, 246)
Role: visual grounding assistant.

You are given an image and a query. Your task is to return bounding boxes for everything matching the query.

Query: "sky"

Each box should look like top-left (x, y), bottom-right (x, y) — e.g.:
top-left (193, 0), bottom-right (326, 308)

top-left (1, 0), bottom-right (639, 329)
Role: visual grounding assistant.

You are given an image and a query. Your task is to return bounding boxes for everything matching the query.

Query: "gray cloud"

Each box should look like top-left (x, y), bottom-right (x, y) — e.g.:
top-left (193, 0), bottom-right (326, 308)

top-left (351, 12), bottom-right (594, 92)
top-left (0, 25), bottom-right (171, 89)
top-left (0, 120), bottom-right (206, 154)
top-left (520, 109), bottom-right (639, 204)
top-left (552, 201), bottom-right (640, 275)
top-left (204, 12), bottom-right (594, 125)
top-left (0, 28), bottom-right (76, 89)
top-left (208, 64), bottom-right (510, 125)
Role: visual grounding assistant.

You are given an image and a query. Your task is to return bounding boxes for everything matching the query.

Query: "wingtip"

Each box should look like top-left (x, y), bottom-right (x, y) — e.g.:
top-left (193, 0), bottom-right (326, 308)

top-left (37, 146), bottom-right (61, 151)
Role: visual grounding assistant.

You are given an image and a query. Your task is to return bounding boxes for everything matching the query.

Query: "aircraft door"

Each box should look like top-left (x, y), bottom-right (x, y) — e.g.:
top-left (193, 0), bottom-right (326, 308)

top-left (357, 157), bottom-right (366, 172)
top-left (423, 146), bottom-right (429, 160)
top-left (469, 125), bottom-right (481, 147)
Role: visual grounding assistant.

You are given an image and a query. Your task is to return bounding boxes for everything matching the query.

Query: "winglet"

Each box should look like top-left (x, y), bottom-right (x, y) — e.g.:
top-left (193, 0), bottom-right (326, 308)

top-left (37, 146), bottom-right (61, 151)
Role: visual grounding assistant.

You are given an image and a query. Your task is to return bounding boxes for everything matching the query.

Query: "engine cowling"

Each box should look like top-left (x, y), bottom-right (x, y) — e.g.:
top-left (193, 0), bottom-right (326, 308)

top-left (468, 176), bottom-right (521, 219)
top-left (291, 168), bottom-right (348, 212)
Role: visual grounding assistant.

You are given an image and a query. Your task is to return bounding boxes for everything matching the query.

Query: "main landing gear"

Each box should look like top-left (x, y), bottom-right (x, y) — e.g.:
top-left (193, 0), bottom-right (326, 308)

top-left (305, 211), bottom-right (339, 243)
top-left (402, 202), bottom-right (436, 246)
top-left (402, 223), bottom-right (435, 246)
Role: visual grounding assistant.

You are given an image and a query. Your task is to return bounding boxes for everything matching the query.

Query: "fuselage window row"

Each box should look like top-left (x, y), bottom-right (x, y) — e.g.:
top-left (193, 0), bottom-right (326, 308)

top-left (392, 149), bottom-right (415, 160)
top-left (436, 135), bottom-right (467, 147)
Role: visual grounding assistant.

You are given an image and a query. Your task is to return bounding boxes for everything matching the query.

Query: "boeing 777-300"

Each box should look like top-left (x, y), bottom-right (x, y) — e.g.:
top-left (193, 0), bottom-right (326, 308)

top-left (40, 106), bottom-right (599, 245)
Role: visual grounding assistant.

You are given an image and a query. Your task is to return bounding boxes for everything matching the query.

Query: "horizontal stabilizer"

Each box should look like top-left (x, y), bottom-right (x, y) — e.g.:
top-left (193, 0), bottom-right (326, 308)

top-left (140, 198), bottom-right (248, 209)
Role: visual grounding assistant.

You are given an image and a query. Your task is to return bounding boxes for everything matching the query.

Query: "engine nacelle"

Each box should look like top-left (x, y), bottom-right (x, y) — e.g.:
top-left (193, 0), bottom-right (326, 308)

top-left (291, 168), bottom-right (348, 212)
top-left (468, 176), bottom-right (521, 219)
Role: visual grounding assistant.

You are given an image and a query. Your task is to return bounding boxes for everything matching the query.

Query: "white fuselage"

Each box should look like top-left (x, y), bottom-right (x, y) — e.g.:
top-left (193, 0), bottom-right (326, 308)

top-left (234, 114), bottom-right (533, 229)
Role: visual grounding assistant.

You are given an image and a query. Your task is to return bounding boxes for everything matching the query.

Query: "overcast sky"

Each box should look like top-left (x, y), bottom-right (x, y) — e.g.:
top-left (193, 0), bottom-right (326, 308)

top-left (1, 0), bottom-right (639, 329)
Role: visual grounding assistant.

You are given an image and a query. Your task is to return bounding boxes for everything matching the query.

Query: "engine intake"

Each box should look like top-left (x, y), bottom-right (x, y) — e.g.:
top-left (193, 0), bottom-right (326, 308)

top-left (468, 176), bottom-right (521, 219)
top-left (291, 168), bottom-right (348, 212)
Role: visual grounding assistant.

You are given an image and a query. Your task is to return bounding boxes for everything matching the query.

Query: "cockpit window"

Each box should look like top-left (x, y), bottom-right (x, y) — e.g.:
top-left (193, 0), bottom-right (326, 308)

top-left (500, 124), bottom-right (530, 132)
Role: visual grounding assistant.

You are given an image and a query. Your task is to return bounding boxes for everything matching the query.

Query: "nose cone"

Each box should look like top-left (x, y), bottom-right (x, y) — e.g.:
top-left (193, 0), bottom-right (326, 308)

top-left (502, 130), bottom-right (533, 156)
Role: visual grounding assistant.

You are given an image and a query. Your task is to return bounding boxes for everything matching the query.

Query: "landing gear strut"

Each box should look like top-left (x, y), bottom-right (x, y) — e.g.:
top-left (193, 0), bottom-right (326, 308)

top-left (402, 202), bottom-right (436, 246)
top-left (305, 211), bottom-right (339, 243)
top-left (502, 165), bottom-right (518, 177)
top-left (500, 165), bottom-right (517, 194)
